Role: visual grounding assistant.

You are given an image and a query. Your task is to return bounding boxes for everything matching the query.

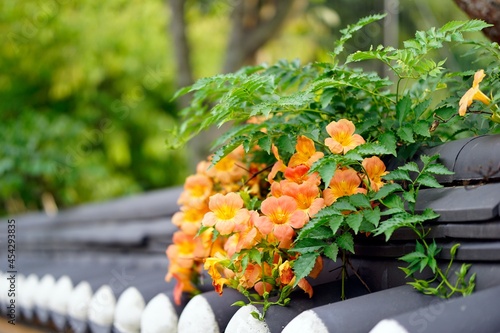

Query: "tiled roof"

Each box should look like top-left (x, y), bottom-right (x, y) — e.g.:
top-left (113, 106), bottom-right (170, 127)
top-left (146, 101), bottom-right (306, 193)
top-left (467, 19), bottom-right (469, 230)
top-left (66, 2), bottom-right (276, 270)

top-left (1, 135), bottom-right (499, 332)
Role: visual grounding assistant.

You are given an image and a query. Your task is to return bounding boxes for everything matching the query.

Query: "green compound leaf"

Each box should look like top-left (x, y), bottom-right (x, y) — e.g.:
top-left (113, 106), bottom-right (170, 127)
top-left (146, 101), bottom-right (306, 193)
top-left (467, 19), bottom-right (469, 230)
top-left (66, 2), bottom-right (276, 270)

top-left (363, 206), bottom-right (381, 227)
top-left (396, 95), bottom-right (412, 125)
top-left (324, 243), bottom-right (339, 262)
top-left (349, 193), bottom-right (372, 209)
top-left (290, 239), bottom-right (328, 254)
top-left (329, 215), bottom-right (344, 234)
top-left (398, 162), bottom-right (420, 173)
top-left (293, 252), bottom-right (320, 287)
top-left (316, 160), bottom-right (337, 189)
top-left (426, 163), bottom-right (454, 175)
top-left (417, 173), bottom-right (443, 188)
top-left (378, 132), bottom-right (397, 156)
top-left (384, 169), bottom-right (412, 182)
top-left (372, 183), bottom-right (403, 201)
top-left (336, 232), bottom-right (355, 253)
top-left (397, 124), bottom-right (415, 143)
top-left (346, 213), bottom-right (363, 234)
top-left (414, 120), bottom-right (431, 137)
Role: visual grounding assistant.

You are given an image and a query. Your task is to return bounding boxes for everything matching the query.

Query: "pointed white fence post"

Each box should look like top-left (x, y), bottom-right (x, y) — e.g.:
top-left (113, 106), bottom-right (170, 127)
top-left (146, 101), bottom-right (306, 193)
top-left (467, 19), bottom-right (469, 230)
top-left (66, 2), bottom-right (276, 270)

top-left (113, 286), bottom-right (145, 333)
top-left (225, 304), bottom-right (270, 333)
top-left (68, 280), bottom-right (93, 333)
top-left (178, 293), bottom-right (219, 333)
top-left (177, 289), bottom-right (247, 333)
top-left (49, 275), bottom-right (74, 331)
top-left (140, 293), bottom-right (178, 333)
top-left (33, 274), bottom-right (56, 324)
top-left (88, 284), bottom-right (116, 333)
top-left (19, 273), bottom-right (39, 321)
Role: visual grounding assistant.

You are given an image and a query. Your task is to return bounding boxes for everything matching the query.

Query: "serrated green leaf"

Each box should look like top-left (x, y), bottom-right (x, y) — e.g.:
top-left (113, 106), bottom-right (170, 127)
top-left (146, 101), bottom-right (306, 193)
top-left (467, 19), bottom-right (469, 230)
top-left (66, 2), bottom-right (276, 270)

top-left (346, 213), bottom-right (363, 234)
top-left (439, 20), bottom-right (466, 33)
top-left (403, 188), bottom-right (416, 203)
top-left (290, 239), bottom-right (327, 254)
top-left (349, 193), bottom-right (372, 209)
top-left (312, 204), bottom-right (343, 219)
top-left (329, 215), bottom-right (344, 234)
top-left (257, 135), bottom-right (272, 154)
top-left (363, 206), bottom-right (381, 227)
top-left (384, 169), bottom-right (412, 182)
top-left (373, 213), bottom-right (412, 241)
top-left (343, 150), bottom-right (364, 161)
top-left (380, 207), bottom-right (406, 216)
top-left (333, 13), bottom-right (387, 56)
top-left (211, 138), bottom-right (245, 166)
top-left (414, 120), bottom-right (431, 137)
top-left (276, 134), bottom-right (296, 157)
top-left (379, 132), bottom-right (397, 156)
top-left (372, 183), bottom-right (403, 200)
top-left (381, 193), bottom-right (405, 210)
top-left (249, 248), bottom-right (262, 265)
top-left (403, 39), bottom-right (422, 51)
top-left (420, 154), bottom-right (439, 166)
top-left (417, 173), bottom-right (443, 188)
top-left (296, 216), bottom-right (330, 240)
top-left (293, 252), bottom-right (320, 286)
top-left (333, 198), bottom-right (357, 212)
top-left (399, 162), bottom-right (420, 173)
top-left (396, 95), bottom-right (412, 125)
top-left (336, 232), bottom-right (355, 253)
top-left (426, 163), bottom-right (454, 175)
top-left (461, 19), bottom-right (493, 32)
top-left (324, 243), bottom-right (339, 262)
top-left (356, 143), bottom-right (394, 156)
top-left (414, 99), bottom-right (431, 119)
top-left (302, 226), bottom-right (334, 239)
top-left (397, 124), bottom-right (415, 143)
top-left (317, 160), bottom-right (337, 188)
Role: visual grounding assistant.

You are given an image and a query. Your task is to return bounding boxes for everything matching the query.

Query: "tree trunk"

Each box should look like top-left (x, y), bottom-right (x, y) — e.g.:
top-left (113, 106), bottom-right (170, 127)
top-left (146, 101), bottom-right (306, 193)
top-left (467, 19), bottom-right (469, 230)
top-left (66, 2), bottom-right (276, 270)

top-left (453, 0), bottom-right (500, 42)
top-left (168, 0), bottom-right (194, 108)
top-left (223, 0), bottom-right (297, 73)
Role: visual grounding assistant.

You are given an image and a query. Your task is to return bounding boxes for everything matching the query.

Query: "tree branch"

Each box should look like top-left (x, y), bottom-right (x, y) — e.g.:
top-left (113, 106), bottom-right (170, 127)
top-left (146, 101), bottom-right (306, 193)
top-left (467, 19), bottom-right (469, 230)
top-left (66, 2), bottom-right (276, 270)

top-left (168, 0), bottom-right (194, 107)
top-left (223, 0), bottom-right (297, 73)
top-left (453, 0), bottom-right (500, 42)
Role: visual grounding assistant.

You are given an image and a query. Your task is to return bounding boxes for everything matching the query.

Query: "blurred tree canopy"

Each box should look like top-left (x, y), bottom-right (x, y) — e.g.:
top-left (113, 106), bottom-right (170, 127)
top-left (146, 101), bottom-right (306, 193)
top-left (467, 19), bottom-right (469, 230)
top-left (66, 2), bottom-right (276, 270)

top-left (1, 0), bottom-right (184, 214)
top-left (0, 0), bottom-right (485, 216)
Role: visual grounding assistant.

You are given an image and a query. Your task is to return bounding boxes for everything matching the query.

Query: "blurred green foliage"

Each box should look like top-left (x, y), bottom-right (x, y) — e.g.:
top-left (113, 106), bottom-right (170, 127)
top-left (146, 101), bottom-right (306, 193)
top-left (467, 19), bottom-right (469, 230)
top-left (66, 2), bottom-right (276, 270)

top-left (0, 0), bottom-right (186, 214)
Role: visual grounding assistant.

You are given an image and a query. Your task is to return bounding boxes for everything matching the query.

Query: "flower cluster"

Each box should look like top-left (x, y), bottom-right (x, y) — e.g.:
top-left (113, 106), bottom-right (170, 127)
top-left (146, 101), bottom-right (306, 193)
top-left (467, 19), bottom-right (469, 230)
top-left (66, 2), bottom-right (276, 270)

top-left (166, 119), bottom-right (388, 305)
top-left (166, 15), bottom-right (500, 311)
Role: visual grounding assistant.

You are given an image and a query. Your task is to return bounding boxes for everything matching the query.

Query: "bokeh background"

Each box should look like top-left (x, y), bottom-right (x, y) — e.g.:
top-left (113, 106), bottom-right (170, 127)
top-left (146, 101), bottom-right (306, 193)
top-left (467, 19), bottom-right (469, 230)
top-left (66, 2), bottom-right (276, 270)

top-left (0, 0), bottom-right (490, 216)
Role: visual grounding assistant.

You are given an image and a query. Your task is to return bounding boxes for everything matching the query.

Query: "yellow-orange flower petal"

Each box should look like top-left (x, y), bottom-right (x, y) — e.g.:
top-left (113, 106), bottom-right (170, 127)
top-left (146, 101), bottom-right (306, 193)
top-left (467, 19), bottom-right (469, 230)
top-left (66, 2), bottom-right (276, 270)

top-left (202, 192), bottom-right (250, 235)
top-left (178, 174), bottom-right (213, 208)
top-left (362, 156), bottom-right (388, 192)
top-left (255, 195), bottom-right (308, 243)
top-left (204, 253), bottom-right (230, 295)
top-left (279, 261), bottom-right (295, 285)
top-left (325, 119), bottom-right (365, 154)
top-left (459, 69), bottom-right (491, 116)
top-left (281, 180), bottom-right (325, 217)
top-left (289, 136), bottom-right (324, 167)
top-left (297, 278), bottom-right (313, 298)
top-left (324, 168), bottom-right (366, 205)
